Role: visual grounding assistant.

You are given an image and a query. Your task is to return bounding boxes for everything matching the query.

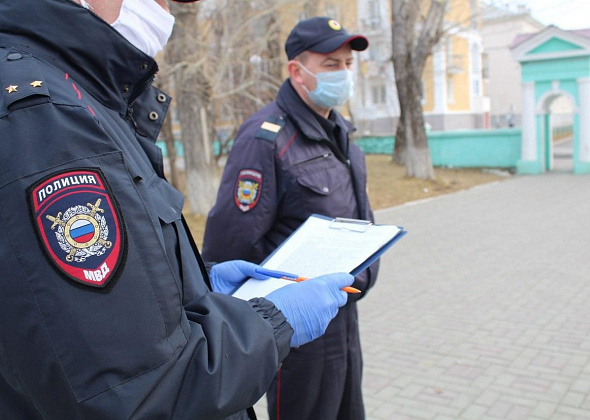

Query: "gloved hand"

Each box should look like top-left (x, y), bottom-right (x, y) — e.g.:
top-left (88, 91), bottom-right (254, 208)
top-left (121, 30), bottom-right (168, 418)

top-left (266, 273), bottom-right (353, 347)
top-left (209, 260), bottom-right (268, 294)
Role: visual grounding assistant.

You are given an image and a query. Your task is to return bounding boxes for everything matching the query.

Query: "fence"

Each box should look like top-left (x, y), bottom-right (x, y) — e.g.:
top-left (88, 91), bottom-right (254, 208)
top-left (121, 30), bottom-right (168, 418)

top-left (157, 128), bottom-right (523, 169)
top-left (354, 128), bottom-right (522, 168)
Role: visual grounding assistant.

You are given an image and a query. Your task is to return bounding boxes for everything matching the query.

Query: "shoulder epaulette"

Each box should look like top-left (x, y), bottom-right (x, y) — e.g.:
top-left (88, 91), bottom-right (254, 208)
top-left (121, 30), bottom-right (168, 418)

top-left (0, 50), bottom-right (49, 115)
top-left (255, 114), bottom-right (286, 142)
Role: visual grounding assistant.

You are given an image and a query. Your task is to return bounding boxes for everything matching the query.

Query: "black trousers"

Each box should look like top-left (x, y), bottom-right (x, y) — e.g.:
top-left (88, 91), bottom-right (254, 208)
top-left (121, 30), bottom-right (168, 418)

top-left (266, 303), bottom-right (364, 420)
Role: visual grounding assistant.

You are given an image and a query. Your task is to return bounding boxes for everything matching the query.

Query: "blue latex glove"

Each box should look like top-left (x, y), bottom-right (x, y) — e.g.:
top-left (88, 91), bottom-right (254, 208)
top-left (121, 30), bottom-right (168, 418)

top-left (266, 273), bottom-right (353, 347)
top-left (209, 260), bottom-right (268, 294)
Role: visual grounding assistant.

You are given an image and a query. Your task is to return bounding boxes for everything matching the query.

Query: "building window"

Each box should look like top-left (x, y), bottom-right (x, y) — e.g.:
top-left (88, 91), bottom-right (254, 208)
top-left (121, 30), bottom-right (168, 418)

top-left (482, 52), bottom-right (490, 79)
top-left (447, 78), bottom-right (454, 104)
top-left (371, 85), bottom-right (387, 105)
top-left (369, 41), bottom-right (385, 62)
top-left (446, 37), bottom-right (453, 65)
top-left (368, 0), bottom-right (381, 27)
top-left (421, 80), bottom-right (426, 105)
top-left (471, 44), bottom-right (481, 73)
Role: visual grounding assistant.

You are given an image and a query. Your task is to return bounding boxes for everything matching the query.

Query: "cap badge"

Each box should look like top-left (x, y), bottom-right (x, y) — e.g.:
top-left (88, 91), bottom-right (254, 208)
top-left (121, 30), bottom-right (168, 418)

top-left (328, 20), bottom-right (342, 31)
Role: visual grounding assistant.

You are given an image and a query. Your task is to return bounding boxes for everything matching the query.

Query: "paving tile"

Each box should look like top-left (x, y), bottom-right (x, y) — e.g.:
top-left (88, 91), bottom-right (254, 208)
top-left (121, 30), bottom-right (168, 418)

top-left (350, 174), bottom-right (590, 420)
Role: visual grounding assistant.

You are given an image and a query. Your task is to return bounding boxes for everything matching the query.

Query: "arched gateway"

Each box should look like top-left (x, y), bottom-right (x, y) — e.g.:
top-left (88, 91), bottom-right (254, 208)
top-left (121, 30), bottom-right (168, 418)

top-left (511, 26), bottom-right (590, 174)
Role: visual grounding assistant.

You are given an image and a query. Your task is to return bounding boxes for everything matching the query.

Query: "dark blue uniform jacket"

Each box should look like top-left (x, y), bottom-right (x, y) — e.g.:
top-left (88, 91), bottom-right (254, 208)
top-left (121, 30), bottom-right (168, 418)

top-left (203, 81), bottom-right (378, 292)
top-left (203, 80), bottom-right (379, 420)
top-left (0, 1), bottom-right (292, 419)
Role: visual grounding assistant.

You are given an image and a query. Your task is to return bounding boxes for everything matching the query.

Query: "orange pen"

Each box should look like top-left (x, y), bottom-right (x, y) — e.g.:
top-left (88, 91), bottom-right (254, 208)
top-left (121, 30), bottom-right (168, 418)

top-left (289, 276), bottom-right (361, 294)
top-left (255, 268), bottom-right (361, 294)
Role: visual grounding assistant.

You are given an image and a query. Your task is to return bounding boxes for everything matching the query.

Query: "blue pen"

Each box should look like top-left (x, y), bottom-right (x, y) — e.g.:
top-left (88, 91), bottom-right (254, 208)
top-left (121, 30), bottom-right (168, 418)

top-left (255, 267), bottom-right (299, 280)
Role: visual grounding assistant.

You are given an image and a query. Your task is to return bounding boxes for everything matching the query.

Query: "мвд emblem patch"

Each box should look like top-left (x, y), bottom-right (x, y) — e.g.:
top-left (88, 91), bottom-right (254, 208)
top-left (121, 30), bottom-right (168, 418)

top-left (28, 168), bottom-right (126, 288)
top-left (234, 169), bottom-right (262, 212)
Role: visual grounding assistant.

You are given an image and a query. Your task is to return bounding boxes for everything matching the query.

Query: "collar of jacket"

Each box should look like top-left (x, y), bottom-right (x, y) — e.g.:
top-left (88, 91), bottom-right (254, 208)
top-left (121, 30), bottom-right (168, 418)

top-left (276, 79), bottom-right (356, 142)
top-left (0, 0), bottom-right (159, 116)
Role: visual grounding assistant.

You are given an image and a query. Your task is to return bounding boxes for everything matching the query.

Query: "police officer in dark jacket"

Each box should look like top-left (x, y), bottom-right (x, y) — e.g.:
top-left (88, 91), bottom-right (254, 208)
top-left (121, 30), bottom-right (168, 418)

top-left (0, 1), bottom-right (355, 418)
top-left (203, 17), bottom-right (378, 420)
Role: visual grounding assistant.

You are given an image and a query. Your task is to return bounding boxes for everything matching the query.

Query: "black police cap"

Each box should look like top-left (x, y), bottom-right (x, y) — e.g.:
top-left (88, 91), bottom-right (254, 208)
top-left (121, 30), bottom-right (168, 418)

top-left (285, 17), bottom-right (369, 60)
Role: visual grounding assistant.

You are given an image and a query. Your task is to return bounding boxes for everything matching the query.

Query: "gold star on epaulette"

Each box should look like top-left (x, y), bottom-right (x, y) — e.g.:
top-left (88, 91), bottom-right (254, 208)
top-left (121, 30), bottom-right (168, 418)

top-left (5, 85), bottom-right (18, 93)
top-left (30, 81), bottom-right (43, 88)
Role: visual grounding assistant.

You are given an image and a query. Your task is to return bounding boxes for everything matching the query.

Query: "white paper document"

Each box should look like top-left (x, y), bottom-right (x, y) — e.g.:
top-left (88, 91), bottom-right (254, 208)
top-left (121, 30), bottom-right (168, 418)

top-left (232, 215), bottom-right (404, 300)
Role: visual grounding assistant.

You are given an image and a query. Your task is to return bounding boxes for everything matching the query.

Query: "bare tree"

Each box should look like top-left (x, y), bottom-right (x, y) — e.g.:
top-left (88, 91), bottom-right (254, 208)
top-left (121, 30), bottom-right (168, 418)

top-left (391, 0), bottom-right (447, 180)
top-left (166, 3), bottom-right (219, 215)
top-left (161, 1), bottom-right (286, 214)
top-left (304, 1), bottom-right (320, 18)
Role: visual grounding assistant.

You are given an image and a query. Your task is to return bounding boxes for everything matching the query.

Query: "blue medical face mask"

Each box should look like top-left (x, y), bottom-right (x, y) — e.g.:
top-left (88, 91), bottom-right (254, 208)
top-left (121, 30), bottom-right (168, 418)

top-left (299, 62), bottom-right (354, 109)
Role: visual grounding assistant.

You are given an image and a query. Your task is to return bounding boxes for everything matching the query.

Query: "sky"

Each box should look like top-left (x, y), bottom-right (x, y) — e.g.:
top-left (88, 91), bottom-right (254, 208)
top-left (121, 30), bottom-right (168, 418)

top-left (518, 0), bottom-right (590, 30)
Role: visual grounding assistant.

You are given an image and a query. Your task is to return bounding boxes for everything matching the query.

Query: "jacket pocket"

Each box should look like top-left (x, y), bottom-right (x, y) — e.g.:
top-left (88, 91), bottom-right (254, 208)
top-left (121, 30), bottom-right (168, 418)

top-left (0, 152), bottom-right (187, 403)
top-left (145, 173), bottom-right (185, 249)
top-left (296, 166), bottom-right (346, 196)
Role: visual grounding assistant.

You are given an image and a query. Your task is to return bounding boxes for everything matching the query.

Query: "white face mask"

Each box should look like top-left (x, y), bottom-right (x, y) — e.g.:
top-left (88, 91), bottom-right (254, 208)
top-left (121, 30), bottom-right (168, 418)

top-left (111, 0), bottom-right (175, 58)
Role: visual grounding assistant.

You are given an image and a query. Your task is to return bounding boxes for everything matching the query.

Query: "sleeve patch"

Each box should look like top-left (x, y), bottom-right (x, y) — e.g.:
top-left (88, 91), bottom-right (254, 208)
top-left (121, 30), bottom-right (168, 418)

top-left (27, 168), bottom-right (127, 288)
top-left (234, 169), bottom-right (262, 212)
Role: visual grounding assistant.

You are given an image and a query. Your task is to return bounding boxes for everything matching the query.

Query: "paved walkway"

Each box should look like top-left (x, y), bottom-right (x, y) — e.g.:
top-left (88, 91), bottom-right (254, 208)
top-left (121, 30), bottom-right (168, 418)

top-left (363, 172), bottom-right (590, 420)
top-left (255, 172), bottom-right (590, 419)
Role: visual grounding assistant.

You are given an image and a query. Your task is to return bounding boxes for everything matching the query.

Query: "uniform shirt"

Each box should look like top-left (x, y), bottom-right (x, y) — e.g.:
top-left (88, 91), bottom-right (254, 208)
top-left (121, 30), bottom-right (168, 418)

top-left (0, 1), bottom-right (292, 418)
top-left (314, 110), bottom-right (339, 145)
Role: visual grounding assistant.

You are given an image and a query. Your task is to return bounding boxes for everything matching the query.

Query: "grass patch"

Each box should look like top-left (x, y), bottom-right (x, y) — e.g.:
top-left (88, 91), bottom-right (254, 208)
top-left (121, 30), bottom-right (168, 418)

top-left (181, 154), bottom-right (508, 247)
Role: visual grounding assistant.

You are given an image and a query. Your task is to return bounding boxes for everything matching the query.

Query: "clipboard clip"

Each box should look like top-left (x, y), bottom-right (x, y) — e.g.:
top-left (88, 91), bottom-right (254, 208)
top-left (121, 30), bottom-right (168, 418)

top-left (329, 217), bottom-right (373, 233)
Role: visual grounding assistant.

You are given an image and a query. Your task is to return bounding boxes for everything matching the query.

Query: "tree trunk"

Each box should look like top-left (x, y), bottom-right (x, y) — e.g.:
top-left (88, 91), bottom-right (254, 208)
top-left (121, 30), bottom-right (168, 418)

top-left (394, 60), bottom-right (434, 179)
top-left (404, 71), bottom-right (434, 179)
top-left (176, 85), bottom-right (219, 214)
top-left (390, 0), bottom-right (414, 166)
top-left (393, 105), bottom-right (407, 165)
top-left (160, 98), bottom-right (180, 189)
top-left (390, 0), bottom-right (445, 180)
top-left (168, 3), bottom-right (219, 214)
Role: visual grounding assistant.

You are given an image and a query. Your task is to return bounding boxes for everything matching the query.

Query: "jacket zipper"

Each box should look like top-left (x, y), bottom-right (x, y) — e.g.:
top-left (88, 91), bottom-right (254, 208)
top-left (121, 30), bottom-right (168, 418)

top-left (294, 153), bottom-right (332, 166)
top-left (320, 140), bottom-right (351, 168)
top-left (126, 73), bottom-right (156, 124)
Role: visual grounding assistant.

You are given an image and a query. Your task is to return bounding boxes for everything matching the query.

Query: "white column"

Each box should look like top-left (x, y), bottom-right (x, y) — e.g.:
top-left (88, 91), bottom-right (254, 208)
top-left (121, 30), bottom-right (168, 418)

top-left (577, 78), bottom-right (590, 161)
top-left (433, 47), bottom-right (447, 114)
top-left (521, 82), bottom-right (537, 161)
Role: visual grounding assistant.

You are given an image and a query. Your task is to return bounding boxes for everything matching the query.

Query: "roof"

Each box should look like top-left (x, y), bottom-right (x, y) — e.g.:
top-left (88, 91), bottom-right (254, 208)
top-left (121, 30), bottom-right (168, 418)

top-left (481, 2), bottom-right (543, 27)
top-left (510, 25), bottom-right (590, 49)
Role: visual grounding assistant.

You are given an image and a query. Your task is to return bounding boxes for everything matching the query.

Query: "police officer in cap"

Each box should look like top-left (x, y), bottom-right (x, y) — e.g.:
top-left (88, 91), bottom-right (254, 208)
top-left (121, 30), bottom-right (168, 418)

top-left (203, 17), bottom-right (378, 420)
top-left (0, 1), bottom-right (354, 418)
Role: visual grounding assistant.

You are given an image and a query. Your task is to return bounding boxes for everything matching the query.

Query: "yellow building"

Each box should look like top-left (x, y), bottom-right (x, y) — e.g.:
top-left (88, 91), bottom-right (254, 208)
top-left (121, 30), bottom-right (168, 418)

top-left (195, 0), bottom-right (360, 138)
top-left (353, 0), bottom-right (489, 135)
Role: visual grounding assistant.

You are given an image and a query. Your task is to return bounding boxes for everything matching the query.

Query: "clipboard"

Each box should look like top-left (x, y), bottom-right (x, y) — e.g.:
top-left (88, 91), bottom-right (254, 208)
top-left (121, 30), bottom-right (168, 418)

top-left (232, 214), bottom-right (407, 300)
top-left (302, 214), bottom-right (406, 276)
